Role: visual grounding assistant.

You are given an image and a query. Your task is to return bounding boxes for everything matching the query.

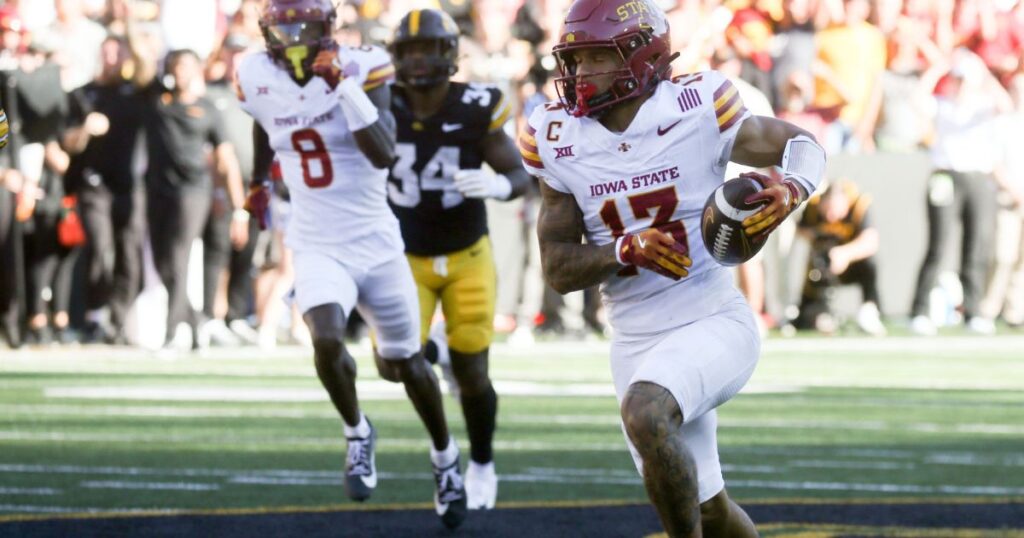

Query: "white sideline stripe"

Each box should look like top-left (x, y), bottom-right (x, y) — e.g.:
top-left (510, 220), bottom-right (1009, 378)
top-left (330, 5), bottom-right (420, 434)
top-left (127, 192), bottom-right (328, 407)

top-left (80, 481), bottom-right (219, 491)
top-left (790, 460), bottom-right (916, 470)
top-left (4, 335), bottom-right (1023, 362)
top-left (761, 335), bottom-right (1024, 354)
top-left (0, 505), bottom-right (168, 514)
top-left (5, 405), bottom-right (627, 424)
top-left (40, 383), bottom-right (792, 402)
top-left (43, 381), bottom-right (618, 401)
top-left (0, 487), bottom-right (60, 496)
top-left (730, 479), bottom-right (1024, 496)
top-left (3, 464), bottom-right (1021, 496)
top-left (725, 447), bottom-right (1024, 467)
top-left (0, 431), bottom-right (625, 451)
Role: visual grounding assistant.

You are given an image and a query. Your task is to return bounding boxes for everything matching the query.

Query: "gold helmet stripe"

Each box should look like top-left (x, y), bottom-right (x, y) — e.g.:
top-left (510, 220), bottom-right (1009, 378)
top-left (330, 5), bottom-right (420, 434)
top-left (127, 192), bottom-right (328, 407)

top-left (409, 9), bottom-right (421, 36)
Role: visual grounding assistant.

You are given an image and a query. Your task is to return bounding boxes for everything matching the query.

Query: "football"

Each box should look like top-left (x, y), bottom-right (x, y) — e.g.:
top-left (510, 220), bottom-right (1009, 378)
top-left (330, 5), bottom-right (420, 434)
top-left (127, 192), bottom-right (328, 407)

top-left (701, 176), bottom-right (768, 266)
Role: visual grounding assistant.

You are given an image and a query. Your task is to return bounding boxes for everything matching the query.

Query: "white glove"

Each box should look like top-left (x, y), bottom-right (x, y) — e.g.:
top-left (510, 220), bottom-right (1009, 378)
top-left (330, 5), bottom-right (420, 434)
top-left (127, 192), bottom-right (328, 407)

top-left (453, 168), bottom-right (512, 200)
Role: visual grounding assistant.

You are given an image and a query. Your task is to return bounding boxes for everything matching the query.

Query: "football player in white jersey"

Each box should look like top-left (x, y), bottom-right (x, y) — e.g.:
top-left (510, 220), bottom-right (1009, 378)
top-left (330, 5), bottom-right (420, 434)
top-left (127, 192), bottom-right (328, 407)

top-left (523, 0), bottom-right (826, 536)
top-left (236, 0), bottom-right (466, 528)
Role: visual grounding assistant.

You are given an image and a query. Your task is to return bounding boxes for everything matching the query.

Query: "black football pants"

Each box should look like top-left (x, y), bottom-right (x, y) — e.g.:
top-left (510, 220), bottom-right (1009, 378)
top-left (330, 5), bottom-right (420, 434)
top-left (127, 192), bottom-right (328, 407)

top-left (201, 205), bottom-right (258, 322)
top-left (79, 182), bottom-right (145, 332)
top-left (911, 170), bottom-right (997, 320)
top-left (148, 188), bottom-right (211, 341)
top-left (797, 256), bottom-right (881, 327)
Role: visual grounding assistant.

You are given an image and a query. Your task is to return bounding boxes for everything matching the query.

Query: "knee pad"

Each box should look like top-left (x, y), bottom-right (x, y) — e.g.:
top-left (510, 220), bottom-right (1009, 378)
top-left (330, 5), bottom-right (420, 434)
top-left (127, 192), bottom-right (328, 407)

top-left (448, 322), bottom-right (491, 355)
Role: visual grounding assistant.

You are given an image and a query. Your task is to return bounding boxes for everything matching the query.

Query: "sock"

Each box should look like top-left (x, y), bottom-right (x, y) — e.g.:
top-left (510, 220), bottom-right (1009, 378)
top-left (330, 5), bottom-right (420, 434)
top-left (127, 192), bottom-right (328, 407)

top-left (430, 436), bottom-right (458, 468)
top-left (343, 413), bottom-right (371, 438)
top-left (461, 384), bottom-right (497, 464)
top-left (468, 460), bottom-right (495, 476)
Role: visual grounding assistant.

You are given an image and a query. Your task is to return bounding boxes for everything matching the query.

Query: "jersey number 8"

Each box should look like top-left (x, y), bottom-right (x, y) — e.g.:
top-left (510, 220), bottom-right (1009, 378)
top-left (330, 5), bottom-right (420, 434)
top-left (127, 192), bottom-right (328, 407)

top-left (292, 129), bottom-right (334, 188)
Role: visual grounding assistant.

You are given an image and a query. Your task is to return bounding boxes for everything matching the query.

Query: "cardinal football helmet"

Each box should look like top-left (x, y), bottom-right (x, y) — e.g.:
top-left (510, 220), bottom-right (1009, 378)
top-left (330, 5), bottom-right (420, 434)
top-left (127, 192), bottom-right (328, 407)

top-left (552, 0), bottom-right (674, 117)
top-left (259, 0), bottom-right (336, 82)
top-left (389, 9), bottom-right (460, 88)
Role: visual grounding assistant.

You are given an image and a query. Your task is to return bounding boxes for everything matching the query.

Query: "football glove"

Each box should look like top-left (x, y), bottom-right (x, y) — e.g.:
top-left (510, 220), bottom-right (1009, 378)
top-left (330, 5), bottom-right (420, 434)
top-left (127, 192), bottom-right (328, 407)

top-left (617, 228), bottom-right (691, 280)
top-left (311, 46), bottom-right (360, 90)
top-left (244, 183), bottom-right (272, 230)
top-left (741, 171), bottom-right (802, 240)
top-left (453, 169), bottom-right (512, 200)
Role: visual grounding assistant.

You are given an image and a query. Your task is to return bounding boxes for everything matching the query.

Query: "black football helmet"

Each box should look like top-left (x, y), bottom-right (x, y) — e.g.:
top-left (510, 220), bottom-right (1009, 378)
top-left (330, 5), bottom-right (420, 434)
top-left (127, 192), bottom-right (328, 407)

top-left (389, 9), bottom-right (459, 88)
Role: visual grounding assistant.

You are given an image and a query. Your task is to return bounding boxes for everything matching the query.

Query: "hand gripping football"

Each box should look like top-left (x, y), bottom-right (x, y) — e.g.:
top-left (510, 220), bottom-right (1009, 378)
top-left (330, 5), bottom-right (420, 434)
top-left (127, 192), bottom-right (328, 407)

top-left (701, 176), bottom-right (769, 266)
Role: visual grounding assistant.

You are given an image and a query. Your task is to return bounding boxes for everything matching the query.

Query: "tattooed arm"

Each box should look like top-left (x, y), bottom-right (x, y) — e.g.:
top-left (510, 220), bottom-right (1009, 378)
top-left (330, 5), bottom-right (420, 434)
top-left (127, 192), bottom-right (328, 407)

top-left (537, 180), bottom-right (620, 294)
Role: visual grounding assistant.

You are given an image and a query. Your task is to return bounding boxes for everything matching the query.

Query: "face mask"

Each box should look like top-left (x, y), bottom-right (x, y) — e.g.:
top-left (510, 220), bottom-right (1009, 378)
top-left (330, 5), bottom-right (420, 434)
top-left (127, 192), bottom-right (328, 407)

top-left (285, 44), bottom-right (310, 80)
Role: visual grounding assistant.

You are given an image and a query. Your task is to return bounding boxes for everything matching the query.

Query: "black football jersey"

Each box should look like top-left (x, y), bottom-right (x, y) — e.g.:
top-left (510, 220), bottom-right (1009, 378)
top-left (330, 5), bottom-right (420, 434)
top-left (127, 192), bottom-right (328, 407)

top-left (388, 82), bottom-right (511, 256)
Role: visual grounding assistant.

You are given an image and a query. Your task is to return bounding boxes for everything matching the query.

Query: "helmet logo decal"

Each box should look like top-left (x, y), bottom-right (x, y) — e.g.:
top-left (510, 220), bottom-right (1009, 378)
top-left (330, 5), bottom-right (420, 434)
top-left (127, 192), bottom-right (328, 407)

top-left (566, 33), bottom-right (576, 43)
top-left (616, 0), bottom-right (650, 22)
top-left (285, 45), bottom-right (310, 80)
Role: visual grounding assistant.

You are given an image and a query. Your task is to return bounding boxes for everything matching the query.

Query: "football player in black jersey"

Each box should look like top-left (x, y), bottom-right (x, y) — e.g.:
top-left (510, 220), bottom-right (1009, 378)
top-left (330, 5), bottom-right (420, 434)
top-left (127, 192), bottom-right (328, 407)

top-left (384, 8), bottom-right (530, 510)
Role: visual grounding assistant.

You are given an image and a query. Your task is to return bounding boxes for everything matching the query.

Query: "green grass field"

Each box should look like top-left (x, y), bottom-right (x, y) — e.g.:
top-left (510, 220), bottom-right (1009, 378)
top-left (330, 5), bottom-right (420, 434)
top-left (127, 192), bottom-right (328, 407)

top-left (1, 334), bottom-right (1023, 536)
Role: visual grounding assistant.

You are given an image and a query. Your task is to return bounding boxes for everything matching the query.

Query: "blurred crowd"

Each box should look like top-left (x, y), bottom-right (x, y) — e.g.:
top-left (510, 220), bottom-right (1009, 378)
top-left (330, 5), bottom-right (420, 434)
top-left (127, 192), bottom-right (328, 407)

top-left (0, 0), bottom-right (1023, 351)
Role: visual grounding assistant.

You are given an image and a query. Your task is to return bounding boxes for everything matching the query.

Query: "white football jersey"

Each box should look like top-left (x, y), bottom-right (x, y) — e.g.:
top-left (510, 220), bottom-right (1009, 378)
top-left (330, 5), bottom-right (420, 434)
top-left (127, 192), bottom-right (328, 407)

top-left (236, 46), bottom-right (401, 268)
top-left (521, 71), bottom-right (753, 336)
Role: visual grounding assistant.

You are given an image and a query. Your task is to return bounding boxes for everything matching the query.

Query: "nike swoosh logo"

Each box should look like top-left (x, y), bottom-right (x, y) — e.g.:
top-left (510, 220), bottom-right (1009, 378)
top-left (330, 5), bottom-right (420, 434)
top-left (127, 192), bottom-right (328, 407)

top-left (441, 123), bottom-right (462, 132)
top-left (637, 236), bottom-right (647, 249)
top-left (657, 120), bottom-right (682, 136)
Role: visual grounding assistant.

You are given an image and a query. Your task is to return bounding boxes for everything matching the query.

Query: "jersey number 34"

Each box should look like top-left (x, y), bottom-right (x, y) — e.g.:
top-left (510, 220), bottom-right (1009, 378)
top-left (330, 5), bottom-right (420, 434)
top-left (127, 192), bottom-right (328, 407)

top-left (388, 143), bottom-right (464, 209)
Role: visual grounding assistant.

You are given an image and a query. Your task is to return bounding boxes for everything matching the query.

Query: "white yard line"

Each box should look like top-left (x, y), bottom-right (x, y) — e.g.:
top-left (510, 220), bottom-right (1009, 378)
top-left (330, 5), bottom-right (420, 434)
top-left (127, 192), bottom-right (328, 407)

top-left (0, 504), bottom-right (171, 514)
top-left (80, 481), bottom-right (220, 491)
top-left (0, 487), bottom-right (60, 496)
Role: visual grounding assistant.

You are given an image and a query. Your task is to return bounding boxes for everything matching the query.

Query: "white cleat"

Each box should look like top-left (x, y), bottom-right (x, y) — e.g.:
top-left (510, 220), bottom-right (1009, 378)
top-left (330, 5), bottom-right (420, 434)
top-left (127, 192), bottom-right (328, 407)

top-left (432, 455), bottom-right (467, 528)
top-left (966, 316), bottom-right (996, 335)
top-left (465, 461), bottom-right (498, 510)
top-left (228, 319), bottom-right (260, 346)
top-left (344, 420), bottom-right (377, 502)
top-left (856, 302), bottom-right (887, 337)
top-left (910, 315), bottom-right (937, 336)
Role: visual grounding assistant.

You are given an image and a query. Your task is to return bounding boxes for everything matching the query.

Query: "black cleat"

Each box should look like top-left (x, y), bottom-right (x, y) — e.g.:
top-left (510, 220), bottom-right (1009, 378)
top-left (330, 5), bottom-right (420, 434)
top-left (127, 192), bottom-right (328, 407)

top-left (344, 420), bottom-right (377, 502)
top-left (432, 455), bottom-right (467, 529)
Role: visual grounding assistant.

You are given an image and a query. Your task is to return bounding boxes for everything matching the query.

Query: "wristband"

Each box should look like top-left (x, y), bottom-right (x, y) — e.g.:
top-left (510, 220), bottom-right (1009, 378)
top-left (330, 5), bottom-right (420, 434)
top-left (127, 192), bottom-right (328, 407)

top-left (232, 208), bottom-right (251, 222)
top-left (337, 77), bottom-right (380, 131)
top-left (615, 235), bottom-right (631, 266)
